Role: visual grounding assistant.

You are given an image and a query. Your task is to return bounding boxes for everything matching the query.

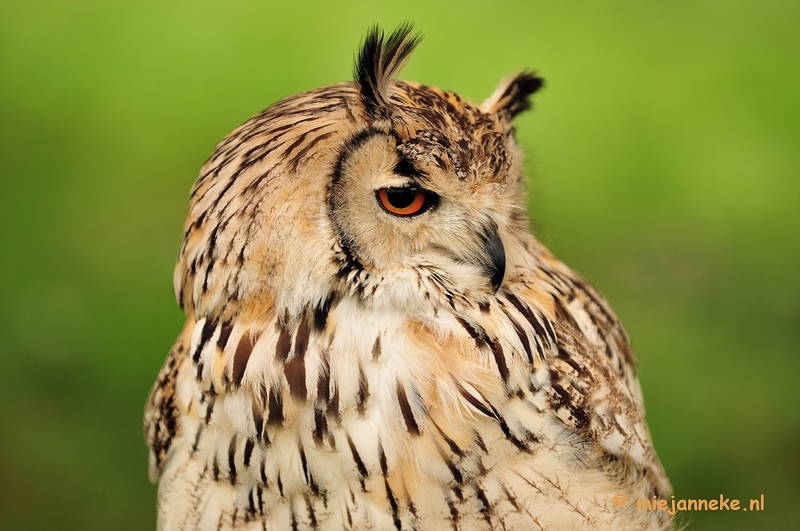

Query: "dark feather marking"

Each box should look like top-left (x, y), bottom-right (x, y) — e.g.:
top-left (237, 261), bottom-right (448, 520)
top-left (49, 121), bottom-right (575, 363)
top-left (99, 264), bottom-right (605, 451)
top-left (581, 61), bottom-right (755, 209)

top-left (309, 467), bottom-right (323, 498)
top-left (191, 425), bottom-right (203, 454)
top-left (313, 409), bottom-right (328, 445)
top-left (232, 332), bottom-right (253, 387)
top-left (345, 504), bottom-right (353, 528)
top-left (497, 415), bottom-right (534, 452)
top-left (317, 352), bottom-right (330, 405)
top-left (378, 443), bottom-right (389, 476)
top-left (371, 335), bottom-right (382, 360)
top-left (239, 140), bottom-right (286, 174)
top-left (531, 335), bottom-right (545, 359)
top-left (217, 324), bottom-right (233, 350)
top-left (201, 223), bottom-right (223, 294)
top-left (377, 443), bottom-right (402, 530)
top-left (396, 382), bottom-right (421, 435)
top-left (243, 438), bottom-right (254, 468)
top-left (393, 156), bottom-right (423, 177)
top-left (284, 355), bottom-right (308, 401)
top-left (457, 379), bottom-right (531, 451)
top-left (236, 115), bottom-right (314, 155)
top-left (432, 420), bottom-right (465, 457)
top-left (501, 483), bottom-right (521, 511)
top-left (357, 364), bottom-right (369, 415)
top-left (149, 360), bottom-right (179, 469)
top-left (550, 378), bottom-right (590, 431)
top-left (200, 169), bottom-right (241, 221)
top-left (454, 315), bottom-right (511, 383)
top-left (313, 295), bottom-right (335, 332)
top-left (346, 433), bottom-right (369, 478)
top-left (252, 404), bottom-right (264, 442)
top-left (260, 460), bottom-right (268, 487)
top-left (257, 485), bottom-right (264, 515)
top-left (447, 499), bottom-right (460, 529)
top-left (289, 131), bottom-right (334, 173)
top-left (228, 437), bottom-right (238, 485)
top-left (455, 382), bottom-right (497, 420)
top-left (542, 314), bottom-right (557, 344)
top-left (474, 484), bottom-right (493, 527)
top-left (537, 265), bottom-right (570, 291)
top-left (304, 493), bottom-right (318, 529)
top-left (192, 462), bottom-right (208, 514)
top-left (474, 431), bottom-right (488, 453)
top-left (553, 297), bottom-right (581, 332)
top-left (501, 307), bottom-right (534, 363)
top-left (193, 319), bottom-right (216, 363)
top-left (267, 388), bottom-right (284, 426)
top-left (328, 386), bottom-right (340, 424)
top-left (505, 292), bottom-right (555, 345)
top-left (557, 346), bottom-right (589, 379)
top-left (299, 445), bottom-right (309, 484)
top-left (281, 124), bottom-right (329, 161)
top-left (275, 324), bottom-right (292, 362)
top-left (204, 393), bottom-right (216, 424)
top-left (572, 277), bottom-right (615, 323)
top-left (294, 318), bottom-right (311, 359)
top-left (385, 479), bottom-right (401, 530)
top-left (212, 454), bottom-right (220, 482)
top-left (488, 338), bottom-right (510, 384)
top-left (247, 488), bottom-right (256, 520)
top-left (445, 457), bottom-right (463, 484)
top-left (455, 315), bottom-right (488, 346)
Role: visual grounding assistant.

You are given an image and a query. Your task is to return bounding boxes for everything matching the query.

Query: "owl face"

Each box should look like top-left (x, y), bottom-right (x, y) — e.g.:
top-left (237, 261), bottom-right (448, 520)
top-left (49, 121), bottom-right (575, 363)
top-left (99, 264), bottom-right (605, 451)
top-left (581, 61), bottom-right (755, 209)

top-left (176, 26), bottom-right (543, 322)
top-left (329, 114), bottom-right (511, 310)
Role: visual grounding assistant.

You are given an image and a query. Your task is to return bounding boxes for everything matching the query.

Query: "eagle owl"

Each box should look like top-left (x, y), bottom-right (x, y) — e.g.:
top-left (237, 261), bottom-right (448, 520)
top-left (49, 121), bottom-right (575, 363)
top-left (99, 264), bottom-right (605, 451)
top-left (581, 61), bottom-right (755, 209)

top-left (145, 25), bottom-right (672, 531)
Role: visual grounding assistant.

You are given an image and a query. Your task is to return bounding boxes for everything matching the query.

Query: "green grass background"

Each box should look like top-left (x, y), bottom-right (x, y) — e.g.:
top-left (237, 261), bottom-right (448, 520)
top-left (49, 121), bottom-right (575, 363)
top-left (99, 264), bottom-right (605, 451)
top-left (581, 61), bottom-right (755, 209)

top-left (1, 1), bottom-right (798, 529)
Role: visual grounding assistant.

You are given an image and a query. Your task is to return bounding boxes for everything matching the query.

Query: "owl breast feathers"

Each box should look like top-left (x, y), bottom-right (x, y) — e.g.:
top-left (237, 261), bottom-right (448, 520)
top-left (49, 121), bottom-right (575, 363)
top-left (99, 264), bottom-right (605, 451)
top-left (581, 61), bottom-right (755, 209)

top-left (145, 25), bottom-right (671, 531)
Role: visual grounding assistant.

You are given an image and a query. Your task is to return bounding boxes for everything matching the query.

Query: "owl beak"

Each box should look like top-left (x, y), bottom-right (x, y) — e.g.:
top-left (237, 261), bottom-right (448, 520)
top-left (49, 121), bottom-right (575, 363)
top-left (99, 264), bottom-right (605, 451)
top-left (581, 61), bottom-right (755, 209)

top-left (480, 224), bottom-right (506, 292)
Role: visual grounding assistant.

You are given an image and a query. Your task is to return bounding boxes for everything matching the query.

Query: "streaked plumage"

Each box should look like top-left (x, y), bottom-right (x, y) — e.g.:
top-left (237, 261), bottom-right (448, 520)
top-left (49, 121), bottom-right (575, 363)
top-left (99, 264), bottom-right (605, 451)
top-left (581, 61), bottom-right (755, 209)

top-left (145, 25), bottom-right (671, 530)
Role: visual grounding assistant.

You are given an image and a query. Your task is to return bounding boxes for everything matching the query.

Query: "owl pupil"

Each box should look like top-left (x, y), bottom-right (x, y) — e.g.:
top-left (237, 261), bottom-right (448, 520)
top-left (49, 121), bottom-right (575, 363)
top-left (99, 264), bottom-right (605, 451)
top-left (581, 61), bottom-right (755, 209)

top-left (386, 188), bottom-right (417, 209)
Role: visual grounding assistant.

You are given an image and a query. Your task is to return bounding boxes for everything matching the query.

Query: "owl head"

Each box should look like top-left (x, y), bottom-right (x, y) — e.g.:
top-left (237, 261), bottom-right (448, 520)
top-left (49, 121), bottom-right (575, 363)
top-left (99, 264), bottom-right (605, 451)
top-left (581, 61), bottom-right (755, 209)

top-left (176, 24), bottom-right (543, 325)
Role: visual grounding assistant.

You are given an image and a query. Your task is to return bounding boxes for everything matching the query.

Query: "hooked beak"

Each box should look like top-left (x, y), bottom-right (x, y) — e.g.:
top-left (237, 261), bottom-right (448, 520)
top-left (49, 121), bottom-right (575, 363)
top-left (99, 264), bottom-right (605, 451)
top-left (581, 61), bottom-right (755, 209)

top-left (479, 223), bottom-right (506, 292)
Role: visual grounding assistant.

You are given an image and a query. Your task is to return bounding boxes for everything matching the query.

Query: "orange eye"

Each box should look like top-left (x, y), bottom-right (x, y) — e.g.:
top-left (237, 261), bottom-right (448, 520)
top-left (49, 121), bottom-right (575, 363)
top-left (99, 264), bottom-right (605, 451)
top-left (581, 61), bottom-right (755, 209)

top-left (377, 187), bottom-right (428, 216)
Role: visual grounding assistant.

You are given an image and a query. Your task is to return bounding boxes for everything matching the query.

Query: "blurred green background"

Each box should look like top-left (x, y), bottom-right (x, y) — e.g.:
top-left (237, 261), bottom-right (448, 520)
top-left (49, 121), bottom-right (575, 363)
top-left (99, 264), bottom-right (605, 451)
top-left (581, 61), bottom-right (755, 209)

top-left (1, 1), bottom-right (798, 529)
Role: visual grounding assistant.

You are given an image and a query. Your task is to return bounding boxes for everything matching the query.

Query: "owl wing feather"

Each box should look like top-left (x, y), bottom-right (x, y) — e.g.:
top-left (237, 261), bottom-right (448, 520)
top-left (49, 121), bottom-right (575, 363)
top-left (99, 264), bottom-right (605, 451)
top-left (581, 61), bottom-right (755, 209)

top-left (495, 238), bottom-right (671, 497)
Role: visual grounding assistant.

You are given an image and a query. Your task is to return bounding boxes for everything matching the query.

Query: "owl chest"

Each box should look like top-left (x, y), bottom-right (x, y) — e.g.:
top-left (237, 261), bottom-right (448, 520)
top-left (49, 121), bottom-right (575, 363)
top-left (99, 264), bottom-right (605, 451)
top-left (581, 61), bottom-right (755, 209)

top-left (178, 308), bottom-right (451, 519)
top-left (175, 350), bottom-right (450, 529)
top-left (172, 299), bottom-right (591, 529)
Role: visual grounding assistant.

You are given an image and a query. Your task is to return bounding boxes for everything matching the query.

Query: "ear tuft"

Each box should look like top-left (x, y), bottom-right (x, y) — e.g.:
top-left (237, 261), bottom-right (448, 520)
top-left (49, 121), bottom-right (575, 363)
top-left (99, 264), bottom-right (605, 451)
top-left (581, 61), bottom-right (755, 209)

top-left (480, 72), bottom-right (544, 118)
top-left (355, 23), bottom-right (421, 121)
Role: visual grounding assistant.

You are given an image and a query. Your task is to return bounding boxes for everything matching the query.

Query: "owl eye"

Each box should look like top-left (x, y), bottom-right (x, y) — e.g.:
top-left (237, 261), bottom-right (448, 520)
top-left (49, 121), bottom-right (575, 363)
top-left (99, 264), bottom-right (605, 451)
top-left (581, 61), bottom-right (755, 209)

top-left (376, 187), bottom-right (431, 216)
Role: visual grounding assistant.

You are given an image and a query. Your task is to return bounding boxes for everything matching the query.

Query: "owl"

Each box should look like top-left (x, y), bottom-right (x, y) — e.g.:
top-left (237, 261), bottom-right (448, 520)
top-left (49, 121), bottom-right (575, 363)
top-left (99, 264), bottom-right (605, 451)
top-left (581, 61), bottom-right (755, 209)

top-left (145, 25), bottom-right (671, 531)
